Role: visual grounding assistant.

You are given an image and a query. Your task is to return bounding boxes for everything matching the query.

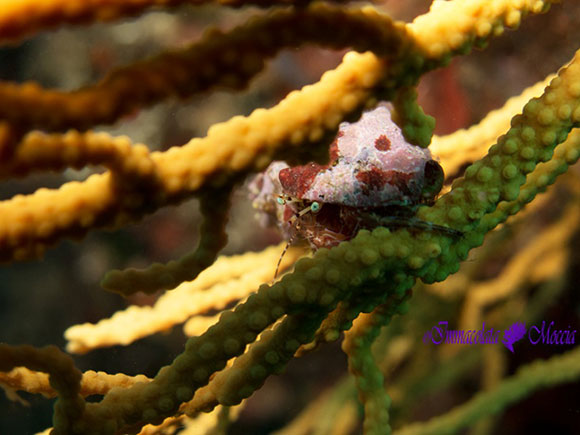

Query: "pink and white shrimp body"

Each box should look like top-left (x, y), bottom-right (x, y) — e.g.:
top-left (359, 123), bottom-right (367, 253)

top-left (249, 103), bottom-right (444, 249)
top-left (277, 103), bottom-right (436, 208)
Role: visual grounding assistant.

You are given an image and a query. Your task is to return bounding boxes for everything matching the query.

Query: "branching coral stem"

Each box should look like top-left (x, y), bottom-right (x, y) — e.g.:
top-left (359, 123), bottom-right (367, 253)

top-left (0, 1), bottom-right (557, 265)
top-left (343, 300), bottom-right (407, 435)
top-left (0, 0), bottom-right (349, 45)
top-left (418, 48), bottom-right (580, 279)
top-left (0, 2), bottom-right (576, 434)
top-left (0, 4), bottom-right (409, 131)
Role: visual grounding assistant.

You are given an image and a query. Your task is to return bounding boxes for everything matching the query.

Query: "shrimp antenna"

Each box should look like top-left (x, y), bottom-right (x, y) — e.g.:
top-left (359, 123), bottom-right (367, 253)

top-left (275, 234), bottom-right (295, 278)
top-left (274, 199), bottom-right (321, 278)
top-left (275, 216), bottom-right (302, 278)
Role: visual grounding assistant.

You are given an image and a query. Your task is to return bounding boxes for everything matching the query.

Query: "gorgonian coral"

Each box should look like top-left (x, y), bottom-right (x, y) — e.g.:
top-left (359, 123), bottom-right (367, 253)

top-left (0, 1), bottom-right (579, 434)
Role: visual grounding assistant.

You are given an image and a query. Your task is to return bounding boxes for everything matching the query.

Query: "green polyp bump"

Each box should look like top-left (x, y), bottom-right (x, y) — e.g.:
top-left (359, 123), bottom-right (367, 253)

top-left (392, 86), bottom-right (435, 148)
top-left (325, 268), bottom-right (342, 284)
top-left (503, 138), bottom-right (519, 154)
top-left (250, 364), bottom-right (267, 380)
top-left (476, 166), bottom-right (493, 182)
top-left (521, 126), bottom-right (536, 141)
top-left (502, 164), bottom-right (519, 179)
top-left (520, 146), bottom-right (535, 159)
top-left (248, 311), bottom-right (269, 330)
top-left (361, 248), bottom-right (379, 266)
top-left (446, 205), bottom-right (464, 222)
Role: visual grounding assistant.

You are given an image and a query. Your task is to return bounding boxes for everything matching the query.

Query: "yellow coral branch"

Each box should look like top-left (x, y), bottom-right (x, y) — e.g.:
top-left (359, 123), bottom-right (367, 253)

top-left (65, 245), bottom-right (303, 353)
top-left (408, 0), bottom-right (553, 58)
top-left (0, 48), bottom-right (383, 262)
top-left (0, 367), bottom-right (150, 398)
top-left (0, 130), bottom-right (157, 182)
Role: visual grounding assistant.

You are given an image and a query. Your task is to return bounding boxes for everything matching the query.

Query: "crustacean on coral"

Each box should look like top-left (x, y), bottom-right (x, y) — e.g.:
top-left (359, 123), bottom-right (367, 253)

top-left (250, 104), bottom-right (461, 277)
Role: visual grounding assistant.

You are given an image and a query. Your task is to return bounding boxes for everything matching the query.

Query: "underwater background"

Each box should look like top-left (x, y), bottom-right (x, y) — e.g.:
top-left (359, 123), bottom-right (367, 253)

top-left (0, 1), bottom-right (579, 434)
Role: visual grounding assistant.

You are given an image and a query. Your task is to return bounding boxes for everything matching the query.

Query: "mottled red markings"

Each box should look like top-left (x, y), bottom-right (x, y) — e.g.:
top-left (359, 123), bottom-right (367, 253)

top-left (356, 167), bottom-right (389, 195)
top-left (356, 168), bottom-right (413, 196)
top-left (374, 134), bottom-right (391, 151)
top-left (384, 170), bottom-right (414, 197)
top-left (279, 162), bottom-right (326, 197)
top-left (328, 139), bottom-right (340, 162)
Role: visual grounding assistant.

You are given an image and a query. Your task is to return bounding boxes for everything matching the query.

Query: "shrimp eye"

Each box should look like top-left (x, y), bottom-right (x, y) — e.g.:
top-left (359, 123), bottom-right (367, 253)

top-left (277, 195), bottom-right (286, 205)
top-left (311, 201), bottom-right (321, 213)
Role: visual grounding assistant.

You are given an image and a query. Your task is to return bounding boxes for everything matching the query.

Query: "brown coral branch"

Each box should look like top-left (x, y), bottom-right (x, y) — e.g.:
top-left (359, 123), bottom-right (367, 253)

top-left (0, 0), bottom-right (349, 45)
top-left (0, 4), bottom-right (409, 131)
